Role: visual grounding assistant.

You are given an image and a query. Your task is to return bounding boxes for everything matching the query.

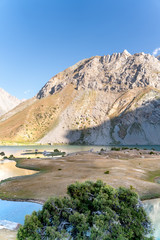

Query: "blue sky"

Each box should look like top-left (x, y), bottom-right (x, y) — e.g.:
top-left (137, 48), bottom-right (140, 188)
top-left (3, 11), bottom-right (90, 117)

top-left (0, 0), bottom-right (160, 99)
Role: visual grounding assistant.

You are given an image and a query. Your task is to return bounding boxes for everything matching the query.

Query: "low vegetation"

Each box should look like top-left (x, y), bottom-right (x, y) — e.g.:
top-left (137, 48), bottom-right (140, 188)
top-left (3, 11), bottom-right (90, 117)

top-left (149, 151), bottom-right (155, 155)
top-left (111, 147), bottom-right (121, 151)
top-left (0, 152), bottom-right (5, 156)
top-left (17, 180), bottom-right (153, 240)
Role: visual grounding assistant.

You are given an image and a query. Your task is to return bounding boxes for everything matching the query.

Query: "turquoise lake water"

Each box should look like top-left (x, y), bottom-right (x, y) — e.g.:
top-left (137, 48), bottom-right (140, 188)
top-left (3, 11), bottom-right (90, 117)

top-left (0, 199), bottom-right (42, 225)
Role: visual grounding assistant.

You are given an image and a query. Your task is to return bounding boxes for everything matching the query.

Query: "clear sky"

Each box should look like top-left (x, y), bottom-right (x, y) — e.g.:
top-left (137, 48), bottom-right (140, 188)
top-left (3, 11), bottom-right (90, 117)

top-left (0, 0), bottom-right (160, 99)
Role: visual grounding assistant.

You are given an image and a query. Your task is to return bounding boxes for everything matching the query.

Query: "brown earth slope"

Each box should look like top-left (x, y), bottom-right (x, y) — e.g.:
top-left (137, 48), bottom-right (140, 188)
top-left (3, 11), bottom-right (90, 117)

top-left (1, 51), bottom-right (160, 144)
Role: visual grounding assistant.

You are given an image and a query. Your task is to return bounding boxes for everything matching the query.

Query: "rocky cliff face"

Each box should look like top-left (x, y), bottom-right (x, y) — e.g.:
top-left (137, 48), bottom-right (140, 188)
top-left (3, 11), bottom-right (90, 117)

top-left (157, 55), bottom-right (160, 61)
top-left (0, 88), bottom-right (21, 116)
top-left (1, 50), bottom-right (160, 145)
top-left (37, 50), bottom-right (160, 98)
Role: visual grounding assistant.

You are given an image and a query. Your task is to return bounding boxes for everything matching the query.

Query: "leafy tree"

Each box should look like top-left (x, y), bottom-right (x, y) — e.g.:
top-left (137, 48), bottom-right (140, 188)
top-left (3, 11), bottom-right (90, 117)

top-left (17, 180), bottom-right (154, 240)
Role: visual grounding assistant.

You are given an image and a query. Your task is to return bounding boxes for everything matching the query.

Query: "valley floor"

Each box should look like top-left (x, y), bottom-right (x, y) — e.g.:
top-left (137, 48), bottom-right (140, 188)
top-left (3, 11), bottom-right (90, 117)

top-left (2, 149), bottom-right (160, 240)
top-left (0, 149), bottom-right (160, 201)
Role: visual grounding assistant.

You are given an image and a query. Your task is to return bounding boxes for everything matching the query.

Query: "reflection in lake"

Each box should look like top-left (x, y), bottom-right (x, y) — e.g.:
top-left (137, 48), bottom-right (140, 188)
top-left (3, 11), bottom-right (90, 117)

top-left (1, 144), bottom-right (160, 158)
top-left (0, 160), bottom-right (36, 181)
top-left (143, 198), bottom-right (160, 240)
top-left (0, 145), bottom-right (105, 158)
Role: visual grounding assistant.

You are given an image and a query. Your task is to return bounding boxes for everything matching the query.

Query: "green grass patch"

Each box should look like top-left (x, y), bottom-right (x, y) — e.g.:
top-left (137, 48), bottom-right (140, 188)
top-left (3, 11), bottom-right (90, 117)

top-left (146, 170), bottom-right (160, 183)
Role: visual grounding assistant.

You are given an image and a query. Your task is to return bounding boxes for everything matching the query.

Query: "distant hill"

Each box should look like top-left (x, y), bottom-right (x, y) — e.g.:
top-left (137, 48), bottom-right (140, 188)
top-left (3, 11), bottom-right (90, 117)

top-left (0, 88), bottom-right (21, 116)
top-left (0, 50), bottom-right (160, 145)
top-left (157, 55), bottom-right (160, 61)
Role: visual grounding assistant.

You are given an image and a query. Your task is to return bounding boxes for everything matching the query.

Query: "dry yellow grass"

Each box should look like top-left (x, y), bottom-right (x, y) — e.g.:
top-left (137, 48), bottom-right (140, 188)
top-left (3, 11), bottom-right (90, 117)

top-left (1, 150), bottom-right (160, 202)
top-left (0, 86), bottom-right (160, 145)
top-left (0, 84), bottom-right (76, 143)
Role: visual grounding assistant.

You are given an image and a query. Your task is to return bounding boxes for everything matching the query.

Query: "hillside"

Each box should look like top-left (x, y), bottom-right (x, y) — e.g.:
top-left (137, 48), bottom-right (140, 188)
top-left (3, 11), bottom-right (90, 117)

top-left (0, 50), bottom-right (160, 145)
top-left (0, 88), bottom-right (21, 116)
top-left (157, 55), bottom-right (160, 61)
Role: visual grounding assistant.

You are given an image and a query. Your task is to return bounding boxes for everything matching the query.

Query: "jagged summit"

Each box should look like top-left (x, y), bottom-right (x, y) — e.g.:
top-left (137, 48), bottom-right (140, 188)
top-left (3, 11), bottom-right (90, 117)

top-left (121, 49), bottom-right (131, 56)
top-left (37, 51), bottom-right (160, 99)
top-left (0, 88), bottom-right (21, 116)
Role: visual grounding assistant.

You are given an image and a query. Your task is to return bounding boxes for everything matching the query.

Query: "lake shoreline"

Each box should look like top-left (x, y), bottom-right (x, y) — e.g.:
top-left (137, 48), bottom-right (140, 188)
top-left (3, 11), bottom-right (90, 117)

top-left (1, 148), bottom-right (160, 240)
top-left (1, 148), bottom-right (160, 202)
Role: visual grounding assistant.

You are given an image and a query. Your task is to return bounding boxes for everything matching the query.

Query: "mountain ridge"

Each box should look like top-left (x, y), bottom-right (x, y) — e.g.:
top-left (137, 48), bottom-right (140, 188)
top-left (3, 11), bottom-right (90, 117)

top-left (0, 51), bottom-right (160, 145)
top-left (37, 50), bottom-right (160, 99)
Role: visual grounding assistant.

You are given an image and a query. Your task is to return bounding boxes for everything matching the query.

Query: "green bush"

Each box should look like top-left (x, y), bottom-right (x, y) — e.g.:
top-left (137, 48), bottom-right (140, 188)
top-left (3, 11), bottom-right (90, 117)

top-left (149, 151), bottom-right (154, 155)
top-left (121, 147), bottom-right (129, 150)
top-left (100, 148), bottom-right (105, 152)
top-left (134, 147), bottom-right (139, 151)
top-left (9, 154), bottom-right (15, 159)
top-left (54, 149), bottom-right (60, 152)
top-left (17, 180), bottom-right (153, 240)
top-left (104, 170), bottom-right (110, 174)
top-left (0, 152), bottom-right (5, 156)
top-left (111, 147), bottom-right (121, 151)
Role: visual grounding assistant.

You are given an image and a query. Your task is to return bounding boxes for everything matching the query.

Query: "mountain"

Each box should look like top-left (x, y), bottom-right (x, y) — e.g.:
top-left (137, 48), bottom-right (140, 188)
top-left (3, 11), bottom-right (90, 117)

top-left (157, 55), bottom-right (160, 61)
top-left (0, 88), bottom-right (21, 116)
top-left (0, 50), bottom-right (160, 145)
top-left (37, 50), bottom-right (160, 98)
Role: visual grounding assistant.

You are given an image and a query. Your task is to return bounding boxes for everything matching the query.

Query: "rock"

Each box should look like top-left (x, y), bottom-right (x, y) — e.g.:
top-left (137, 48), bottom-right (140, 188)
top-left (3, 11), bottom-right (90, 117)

top-left (37, 50), bottom-right (160, 98)
top-left (157, 55), bottom-right (160, 61)
top-left (0, 88), bottom-right (21, 116)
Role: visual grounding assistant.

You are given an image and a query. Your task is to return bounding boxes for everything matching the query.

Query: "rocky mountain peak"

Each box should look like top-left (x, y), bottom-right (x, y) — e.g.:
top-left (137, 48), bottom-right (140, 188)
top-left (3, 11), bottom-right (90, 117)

top-left (121, 49), bottom-right (131, 57)
top-left (0, 88), bottom-right (21, 116)
top-left (37, 51), bottom-right (160, 99)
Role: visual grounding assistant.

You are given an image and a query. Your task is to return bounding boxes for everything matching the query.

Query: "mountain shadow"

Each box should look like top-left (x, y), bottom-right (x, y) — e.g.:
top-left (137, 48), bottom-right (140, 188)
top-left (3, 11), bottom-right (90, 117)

top-left (65, 95), bottom-right (160, 145)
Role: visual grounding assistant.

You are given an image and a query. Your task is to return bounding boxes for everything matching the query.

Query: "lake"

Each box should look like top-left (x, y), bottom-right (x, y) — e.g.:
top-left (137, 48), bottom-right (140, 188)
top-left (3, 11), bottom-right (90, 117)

top-left (0, 144), bottom-right (104, 157)
top-left (0, 199), bottom-right (42, 228)
top-left (0, 159), bottom-right (36, 181)
top-left (0, 158), bottom-right (40, 230)
top-left (0, 144), bottom-right (160, 157)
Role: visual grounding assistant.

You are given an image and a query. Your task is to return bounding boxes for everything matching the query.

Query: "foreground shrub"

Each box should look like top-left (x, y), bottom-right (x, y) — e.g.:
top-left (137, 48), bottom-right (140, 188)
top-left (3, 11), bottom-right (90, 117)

top-left (17, 180), bottom-right (153, 240)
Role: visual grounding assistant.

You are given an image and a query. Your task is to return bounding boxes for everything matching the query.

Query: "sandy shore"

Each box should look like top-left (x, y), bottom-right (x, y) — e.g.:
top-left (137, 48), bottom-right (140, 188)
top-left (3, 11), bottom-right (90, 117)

top-left (0, 229), bottom-right (17, 240)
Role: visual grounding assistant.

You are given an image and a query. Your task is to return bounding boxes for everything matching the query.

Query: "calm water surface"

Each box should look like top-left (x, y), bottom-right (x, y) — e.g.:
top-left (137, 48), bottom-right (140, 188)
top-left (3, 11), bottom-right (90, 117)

top-left (0, 199), bottom-right (42, 228)
top-left (0, 159), bottom-right (36, 181)
top-left (0, 144), bottom-right (105, 156)
top-left (0, 144), bottom-right (160, 157)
